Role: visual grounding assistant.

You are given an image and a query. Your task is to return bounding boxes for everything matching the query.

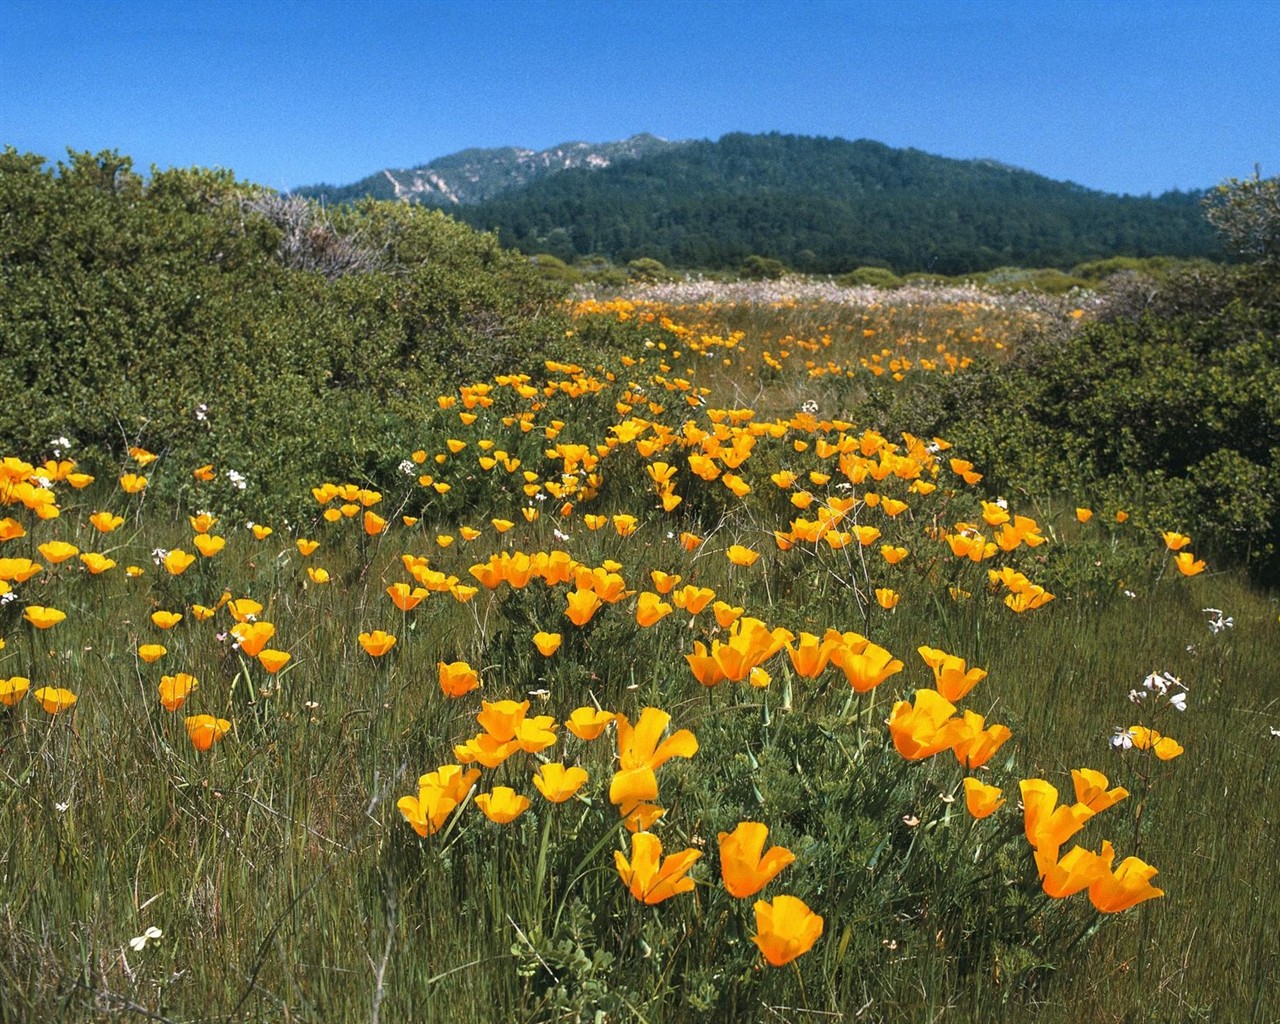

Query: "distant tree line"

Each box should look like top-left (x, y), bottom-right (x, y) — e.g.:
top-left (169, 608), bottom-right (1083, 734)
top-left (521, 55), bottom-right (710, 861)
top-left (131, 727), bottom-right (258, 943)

top-left (453, 134), bottom-right (1217, 274)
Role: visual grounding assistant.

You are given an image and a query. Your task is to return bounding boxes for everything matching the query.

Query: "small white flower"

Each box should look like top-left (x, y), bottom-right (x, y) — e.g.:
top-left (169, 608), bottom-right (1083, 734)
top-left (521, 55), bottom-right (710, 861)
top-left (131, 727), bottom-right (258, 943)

top-left (0, 591), bottom-right (16, 606)
top-left (1169, 692), bottom-right (1188, 712)
top-left (1123, 589), bottom-right (1137, 599)
top-left (1203, 607), bottom-right (1234, 633)
top-left (1111, 727), bottom-right (1134, 750)
top-left (995, 497), bottom-right (1008, 510)
top-left (151, 548), bottom-right (170, 565)
top-left (1128, 689), bottom-right (1145, 704)
top-left (194, 403), bottom-right (209, 422)
top-left (32, 475), bottom-right (52, 489)
top-left (1270, 727), bottom-right (1280, 738)
top-left (55, 801), bottom-right (70, 813)
top-left (553, 528), bottom-right (571, 542)
top-left (128, 926), bottom-right (163, 951)
top-left (397, 460), bottom-right (415, 476)
top-left (226, 469), bottom-right (247, 490)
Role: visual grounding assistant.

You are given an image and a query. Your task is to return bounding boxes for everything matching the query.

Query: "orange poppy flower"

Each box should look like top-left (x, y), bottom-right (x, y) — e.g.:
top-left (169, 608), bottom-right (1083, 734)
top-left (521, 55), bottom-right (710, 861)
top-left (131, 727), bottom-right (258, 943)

top-left (752, 895), bottom-right (824, 966)
top-left (717, 821), bottom-right (795, 898)
top-left (532, 763), bottom-right (589, 803)
top-left (614, 831), bottom-right (701, 905)
top-left (438, 660), bottom-right (480, 698)
top-left (358, 630), bottom-right (396, 657)
top-left (185, 714), bottom-right (231, 751)
top-left (158, 673), bottom-right (198, 712)
top-left (257, 649), bottom-right (291, 674)
top-left (533, 631), bottom-right (562, 657)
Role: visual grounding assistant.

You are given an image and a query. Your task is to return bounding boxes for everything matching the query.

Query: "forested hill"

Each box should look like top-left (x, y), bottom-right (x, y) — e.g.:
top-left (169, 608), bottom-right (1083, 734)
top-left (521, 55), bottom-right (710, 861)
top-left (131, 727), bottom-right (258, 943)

top-left (449, 133), bottom-right (1216, 274)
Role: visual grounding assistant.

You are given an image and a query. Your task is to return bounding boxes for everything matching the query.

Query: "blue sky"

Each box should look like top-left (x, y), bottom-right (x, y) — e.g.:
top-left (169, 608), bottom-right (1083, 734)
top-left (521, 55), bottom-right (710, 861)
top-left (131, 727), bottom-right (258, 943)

top-left (3, 0), bottom-right (1277, 196)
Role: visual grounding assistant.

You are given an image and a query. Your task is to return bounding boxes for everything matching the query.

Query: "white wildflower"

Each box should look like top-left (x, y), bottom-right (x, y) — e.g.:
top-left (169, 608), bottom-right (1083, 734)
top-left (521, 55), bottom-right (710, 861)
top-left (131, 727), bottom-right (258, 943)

top-left (151, 548), bottom-right (169, 565)
top-left (1203, 607), bottom-right (1234, 633)
top-left (226, 469), bottom-right (247, 491)
top-left (128, 926), bottom-right (163, 952)
top-left (397, 460), bottom-right (415, 476)
top-left (1111, 727), bottom-right (1134, 750)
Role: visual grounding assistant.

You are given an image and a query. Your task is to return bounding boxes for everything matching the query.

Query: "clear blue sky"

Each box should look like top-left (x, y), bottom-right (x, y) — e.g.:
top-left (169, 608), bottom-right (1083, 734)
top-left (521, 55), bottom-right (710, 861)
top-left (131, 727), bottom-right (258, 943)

top-left (3, 0), bottom-right (1277, 196)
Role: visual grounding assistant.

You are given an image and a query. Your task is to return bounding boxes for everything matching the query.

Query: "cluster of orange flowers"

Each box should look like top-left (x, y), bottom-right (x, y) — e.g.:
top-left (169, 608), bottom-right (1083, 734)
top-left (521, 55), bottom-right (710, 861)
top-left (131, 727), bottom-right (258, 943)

top-left (0, 295), bottom-right (1214, 979)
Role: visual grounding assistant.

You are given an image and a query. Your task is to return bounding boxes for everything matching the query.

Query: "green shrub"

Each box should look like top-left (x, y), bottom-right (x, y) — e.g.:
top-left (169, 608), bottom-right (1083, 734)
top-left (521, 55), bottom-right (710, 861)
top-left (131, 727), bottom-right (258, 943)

top-left (835, 266), bottom-right (904, 288)
top-left (0, 148), bottom-right (568, 520)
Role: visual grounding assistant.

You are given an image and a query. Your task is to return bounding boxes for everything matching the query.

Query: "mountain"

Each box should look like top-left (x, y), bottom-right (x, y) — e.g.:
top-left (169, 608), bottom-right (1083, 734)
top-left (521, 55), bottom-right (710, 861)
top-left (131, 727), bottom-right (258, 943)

top-left (299, 132), bottom-right (1218, 274)
top-left (294, 133), bottom-right (681, 206)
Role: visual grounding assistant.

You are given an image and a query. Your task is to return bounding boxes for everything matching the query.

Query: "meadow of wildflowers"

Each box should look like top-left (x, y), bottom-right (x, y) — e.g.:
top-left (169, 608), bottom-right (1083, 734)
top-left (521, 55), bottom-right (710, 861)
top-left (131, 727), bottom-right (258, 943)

top-left (1, 281), bottom-right (1277, 1023)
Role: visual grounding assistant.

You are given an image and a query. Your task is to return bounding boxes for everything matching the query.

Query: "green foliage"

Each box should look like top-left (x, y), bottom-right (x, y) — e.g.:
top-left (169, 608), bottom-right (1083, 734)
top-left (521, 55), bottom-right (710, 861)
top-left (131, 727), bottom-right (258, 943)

top-left (626, 257), bottom-right (673, 283)
top-left (0, 148), bottom-right (567, 521)
top-left (837, 266), bottom-right (905, 288)
top-left (455, 132), bottom-right (1220, 274)
top-left (739, 254), bottom-right (788, 280)
top-left (1202, 168), bottom-right (1280, 267)
top-left (968, 266), bottom-right (1089, 294)
top-left (871, 264), bottom-right (1280, 579)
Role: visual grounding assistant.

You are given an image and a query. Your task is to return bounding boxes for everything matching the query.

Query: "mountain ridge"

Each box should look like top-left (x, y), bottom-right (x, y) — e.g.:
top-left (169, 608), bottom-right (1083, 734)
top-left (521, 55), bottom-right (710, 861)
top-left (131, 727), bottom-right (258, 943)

top-left (293, 132), bottom-right (1217, 274)
top-left (294, 132), bottom-right (682, 206)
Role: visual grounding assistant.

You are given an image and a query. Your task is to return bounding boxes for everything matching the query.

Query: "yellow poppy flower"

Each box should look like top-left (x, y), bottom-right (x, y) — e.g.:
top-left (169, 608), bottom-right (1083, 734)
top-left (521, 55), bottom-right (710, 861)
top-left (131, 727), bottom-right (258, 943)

top-left (752, 896), bottom-right (824, 966)
top-left (164, 549), bottom-right (196, 574)
top-left (358, 630), bottom-right (396, 658)
top-left (565, 707), bottom-right (615, 740)
top-left (34, 686), bottom-right (77, 714)
top-left (79, 552), bottom-right (116, 575)
top-left (726, 544), bottom-right (760, 567)
top-left (532, 631), bottom-right (562, 657)
top-left (532, 763), bottom-right (589, 803)
top-left (0, 675), bottom-right (31, 707)
top-left (137, 643), bottom-right (167, 664)
top-left (37, 541), bottom-right (79, 563)
top-left (158, 673), bottom-right (198, 712)
top-left (23, 605), bottom-right (66, 629)
top-left (193, 534), bottom-right (225, 558)
top-left (88, 511), bottom-right (123, 532)
top-left (475, 786), bottom-right (530, 824)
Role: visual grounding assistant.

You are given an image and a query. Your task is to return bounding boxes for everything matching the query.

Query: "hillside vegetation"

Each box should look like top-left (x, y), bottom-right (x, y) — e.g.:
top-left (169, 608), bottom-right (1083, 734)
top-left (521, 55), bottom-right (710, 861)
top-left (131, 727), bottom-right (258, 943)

top-left (448, 132), bottom-right (1217, 274)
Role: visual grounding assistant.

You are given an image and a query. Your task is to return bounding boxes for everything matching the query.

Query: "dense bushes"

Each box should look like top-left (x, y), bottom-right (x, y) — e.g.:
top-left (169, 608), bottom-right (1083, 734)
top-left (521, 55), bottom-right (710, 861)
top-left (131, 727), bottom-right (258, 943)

top-left (0, 148), bottom-right (567, 518)
top-left (871, 264), bottom-right (1280, 580)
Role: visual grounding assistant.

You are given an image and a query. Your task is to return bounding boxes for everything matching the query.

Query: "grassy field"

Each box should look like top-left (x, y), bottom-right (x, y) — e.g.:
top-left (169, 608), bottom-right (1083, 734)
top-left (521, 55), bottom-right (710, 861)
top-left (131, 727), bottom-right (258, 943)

top-left (1, 285), bottom-right (1276, 1023)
